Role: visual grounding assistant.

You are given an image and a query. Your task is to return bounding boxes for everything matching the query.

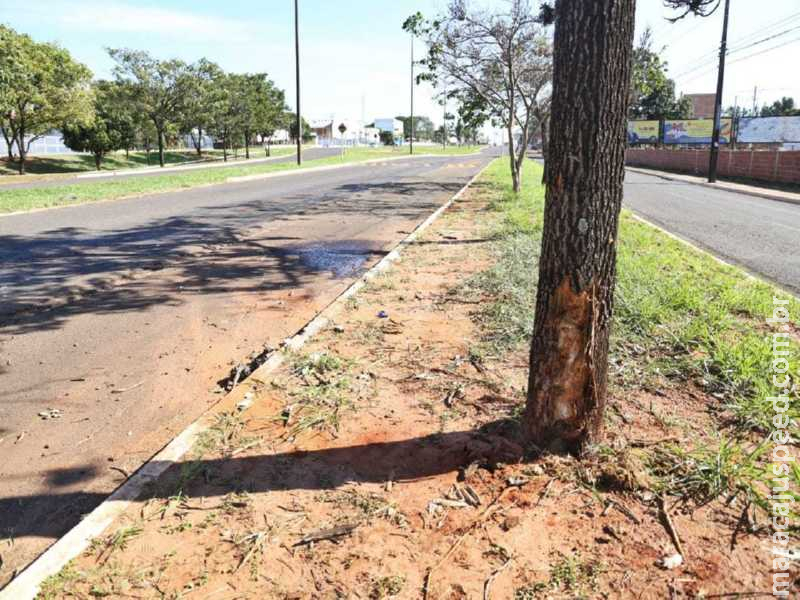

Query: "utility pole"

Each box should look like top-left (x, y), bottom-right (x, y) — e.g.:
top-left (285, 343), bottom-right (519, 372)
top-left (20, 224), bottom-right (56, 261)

top-left (752, 85), bottom-right (758, 115)
top-left (708, 0), bottom-right (731, 183)
top-left (410, 34), bottom-right (414, 155)
top-left (294, 0), bottom-right (302, 165)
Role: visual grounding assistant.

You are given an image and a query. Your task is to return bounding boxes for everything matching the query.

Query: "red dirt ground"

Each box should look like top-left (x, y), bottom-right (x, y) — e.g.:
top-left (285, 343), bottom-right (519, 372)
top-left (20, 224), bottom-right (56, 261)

top-left (39, 187), bottom-right (795, 599)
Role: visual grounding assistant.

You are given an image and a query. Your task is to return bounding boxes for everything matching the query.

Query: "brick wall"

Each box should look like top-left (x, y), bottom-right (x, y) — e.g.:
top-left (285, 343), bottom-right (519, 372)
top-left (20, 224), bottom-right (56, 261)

top-left (626, 148), bottom-right (800, 185)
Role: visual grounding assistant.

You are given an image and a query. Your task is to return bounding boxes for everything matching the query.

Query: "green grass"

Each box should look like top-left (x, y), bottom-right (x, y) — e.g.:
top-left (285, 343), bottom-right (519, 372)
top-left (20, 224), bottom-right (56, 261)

top-left (468, 157), bottom-right (800, 437)
top-left (0, 145), bottom-right (484, 214)
top-left (0, 146), bottom-right (296, 177)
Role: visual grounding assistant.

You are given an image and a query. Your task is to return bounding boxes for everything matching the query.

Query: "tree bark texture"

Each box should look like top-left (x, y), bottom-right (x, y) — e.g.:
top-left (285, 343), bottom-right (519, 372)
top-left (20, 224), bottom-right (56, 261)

top-left (524, 0), bottom-right (635, 453)
top-left (157, 128), bottom-right (165, 168)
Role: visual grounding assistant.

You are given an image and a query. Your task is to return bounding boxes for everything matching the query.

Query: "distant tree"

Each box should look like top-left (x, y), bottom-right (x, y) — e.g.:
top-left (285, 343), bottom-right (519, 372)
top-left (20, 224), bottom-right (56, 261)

top-left (253, 82), bottom-right (287, 155)
top-left (0, 25), bottom-right (93, 174)
top-left (629, 27), bottom-right (692, 120)
top-left (181, 58), bottom-right (224, 157)
top-left (396, 115), bottom-right (436, 141)
top-left (100, 81), bottom-right (139, 158)
top-left (760, 97), bottom-right (800, 117)
top-left (206, 74), bottom-right (240, 162)
top-left (405, 0), bottom-right (552, 193)
top-left (288, 112), bottom-right (312, 143)
top-left (62, 83), bottom-right (132, 169)
top-left (109, 48), bottom-right (192, 168)
top-left (260, 106), bottom-right (290, 156)
top-left (233, 73), bottom-right (286, 159)
top-left (379, 130), bottom-right (395, 146)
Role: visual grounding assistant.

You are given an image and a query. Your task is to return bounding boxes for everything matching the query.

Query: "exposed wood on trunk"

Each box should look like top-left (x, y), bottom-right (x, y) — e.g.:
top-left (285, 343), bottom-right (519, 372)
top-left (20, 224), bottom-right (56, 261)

top-left (525, 0), bottom-right (636, 453)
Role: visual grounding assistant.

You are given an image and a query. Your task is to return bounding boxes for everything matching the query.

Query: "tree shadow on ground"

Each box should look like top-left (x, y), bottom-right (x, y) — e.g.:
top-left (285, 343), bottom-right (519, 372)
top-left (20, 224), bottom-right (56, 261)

top-left (0, 419), bottom-right (523, 542)
top-left (1, 178), bottom-right (465, 336)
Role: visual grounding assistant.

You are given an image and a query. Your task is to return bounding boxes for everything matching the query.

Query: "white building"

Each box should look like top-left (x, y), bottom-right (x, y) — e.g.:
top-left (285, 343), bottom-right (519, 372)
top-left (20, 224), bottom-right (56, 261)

top-left (373, 118), bottom-right (404, 140)
top-left (309, 116), bottom-right (380, 147)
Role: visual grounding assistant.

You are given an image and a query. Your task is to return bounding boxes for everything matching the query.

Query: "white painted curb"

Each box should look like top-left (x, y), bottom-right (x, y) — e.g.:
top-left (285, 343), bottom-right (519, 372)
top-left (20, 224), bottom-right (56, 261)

top-left (0, 155), bottom-right (494, 600)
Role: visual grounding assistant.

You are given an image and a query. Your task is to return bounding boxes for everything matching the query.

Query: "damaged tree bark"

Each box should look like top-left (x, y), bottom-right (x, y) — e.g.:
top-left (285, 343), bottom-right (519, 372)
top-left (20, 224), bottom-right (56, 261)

top-left (525, 0), bottom-right (636, 453)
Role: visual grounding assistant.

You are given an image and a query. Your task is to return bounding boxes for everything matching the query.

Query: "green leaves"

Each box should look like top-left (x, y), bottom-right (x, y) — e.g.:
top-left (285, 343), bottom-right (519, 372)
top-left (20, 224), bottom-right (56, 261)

top-left (629, 28), bottom-right (692, 120)
top-left (0, 25), bottom-right (93, 171)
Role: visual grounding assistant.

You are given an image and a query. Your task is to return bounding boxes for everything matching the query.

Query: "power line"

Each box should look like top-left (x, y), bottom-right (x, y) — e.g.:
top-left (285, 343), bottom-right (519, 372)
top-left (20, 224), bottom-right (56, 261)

top-left (673, 22), bottom-right (800, 80)
top-left (678, 34), bottom-right (800, 85)
top-left (670, 11), bottom-right (800, 79)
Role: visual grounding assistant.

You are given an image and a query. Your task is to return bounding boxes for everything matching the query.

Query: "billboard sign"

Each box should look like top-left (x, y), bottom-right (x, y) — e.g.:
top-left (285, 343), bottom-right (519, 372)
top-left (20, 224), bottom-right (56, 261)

top-left (663, 119), bottom-right (732, 144)
top-left (627, 120), bottom-right (660, 144)
top-left (737, 116), bottom-right (800, 143)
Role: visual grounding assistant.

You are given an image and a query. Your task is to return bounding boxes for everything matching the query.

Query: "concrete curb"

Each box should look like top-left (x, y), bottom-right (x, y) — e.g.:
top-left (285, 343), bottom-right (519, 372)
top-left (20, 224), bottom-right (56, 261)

top-left (0, 156), bottom-right (494, 600)
top-left (225, 151), bottom-right (483, 184)
top-left (625, 166), bottom-right (800, 207)
top-left (629, 212), bottom-right (800, 302)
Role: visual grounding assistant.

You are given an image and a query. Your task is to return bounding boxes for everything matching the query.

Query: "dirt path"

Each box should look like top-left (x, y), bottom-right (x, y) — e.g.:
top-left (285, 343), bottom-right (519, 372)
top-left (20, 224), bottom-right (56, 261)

top-left (32, 168), bottom-right (782, 599)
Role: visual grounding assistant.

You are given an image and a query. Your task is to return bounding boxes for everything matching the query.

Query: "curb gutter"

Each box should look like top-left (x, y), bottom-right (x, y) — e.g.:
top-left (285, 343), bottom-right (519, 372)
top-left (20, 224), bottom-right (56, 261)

top-left (625, 166), bottom-right (800, 207)
top-left (0, 157), bottom-right (493, 600)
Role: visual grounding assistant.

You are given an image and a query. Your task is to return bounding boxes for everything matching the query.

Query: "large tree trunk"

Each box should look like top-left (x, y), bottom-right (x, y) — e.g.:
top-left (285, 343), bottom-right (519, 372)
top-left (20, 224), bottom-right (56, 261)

top-left (157, 127), bottom-right (165, 168)
top-left (94, 152), bottom-right (102, 170)
top-left (16, 129), bottom-right (26, 175)
top-left (196, 127), bottom-right (203, 156)
top-left (244, 130), bottom-right (250, 159)
top-left (524, 0), bottom-right (636, 454)
top-left (2, 127), bottom-right (15, 160)
top-left (506, 125), bottom-right (520, 194)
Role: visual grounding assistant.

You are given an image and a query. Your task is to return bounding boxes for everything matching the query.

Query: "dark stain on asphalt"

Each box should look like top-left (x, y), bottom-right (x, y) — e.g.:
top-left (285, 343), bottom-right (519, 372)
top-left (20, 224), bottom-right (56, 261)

top-left (283, 241), bottom-right (383, 278)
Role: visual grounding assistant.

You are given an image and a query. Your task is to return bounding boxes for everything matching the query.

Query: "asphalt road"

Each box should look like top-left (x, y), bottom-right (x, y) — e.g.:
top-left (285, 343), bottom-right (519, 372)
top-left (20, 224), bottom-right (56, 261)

top-left (0, 147), bottom-right (498, 586)
top-left (623, 169), bottom-right (800, 296)
top-left (0, 146), bottom-right (342, 191)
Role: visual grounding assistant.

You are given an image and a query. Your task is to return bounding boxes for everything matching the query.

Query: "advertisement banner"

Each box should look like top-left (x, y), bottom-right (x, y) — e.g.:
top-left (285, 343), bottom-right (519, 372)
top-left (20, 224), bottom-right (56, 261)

top-left (737, 116), bottom-right (800, 143)
top-left (663, 119), bottom-right (732, 144)
top-left (627, 120), bottom-right (660, 144)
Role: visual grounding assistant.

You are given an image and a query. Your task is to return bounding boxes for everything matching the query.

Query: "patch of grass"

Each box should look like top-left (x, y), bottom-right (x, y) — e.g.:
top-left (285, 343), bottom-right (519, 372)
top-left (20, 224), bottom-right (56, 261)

top-left (370, 575), bottom-right (406, 599)
top-left (615, 213), bottom-right (800, 433)
top-left (647, 437), bottom-right (799, 520)
top-left (277, 350), bottom-right (370, 439)
top-left (466, 157), bottom-right (800, 437)
top-left (0, 147), bottom-right (295, 177)
top-left (37, 561), bottom-right (87, 599)
top-left (89, 525), bottom-right (143, 564)
top-left (547, 551), bottom-right (604, 597)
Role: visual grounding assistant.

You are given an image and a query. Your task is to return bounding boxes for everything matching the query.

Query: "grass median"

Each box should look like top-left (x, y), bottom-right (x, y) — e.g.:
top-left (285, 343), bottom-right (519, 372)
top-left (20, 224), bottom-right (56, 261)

top-left (465, 157), bottom-right (800, 517)
top-left (0, 147), bottom-right (296, 178)
top-left (0, 146), bottom-right (483, 215)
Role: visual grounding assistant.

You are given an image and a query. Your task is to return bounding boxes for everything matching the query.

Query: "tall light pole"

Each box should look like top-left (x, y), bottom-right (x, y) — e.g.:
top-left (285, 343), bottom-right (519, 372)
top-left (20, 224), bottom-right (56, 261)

top-left (708, 0), bottom-right (731, 183)
top-left (294, 0), bottom-right (302, 165)
top-left (410, 34), bottom-right (414, 155)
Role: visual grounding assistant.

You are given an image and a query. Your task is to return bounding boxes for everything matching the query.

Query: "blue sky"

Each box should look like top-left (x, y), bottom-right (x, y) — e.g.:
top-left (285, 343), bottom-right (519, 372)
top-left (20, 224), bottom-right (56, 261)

top-left (3, 1), bottom-right (799, 126)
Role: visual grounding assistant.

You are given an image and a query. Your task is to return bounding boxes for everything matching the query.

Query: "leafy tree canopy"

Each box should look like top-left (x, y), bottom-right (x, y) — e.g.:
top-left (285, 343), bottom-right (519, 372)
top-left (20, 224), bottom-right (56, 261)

top-left (629, 27), bottom-right (692, 120)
